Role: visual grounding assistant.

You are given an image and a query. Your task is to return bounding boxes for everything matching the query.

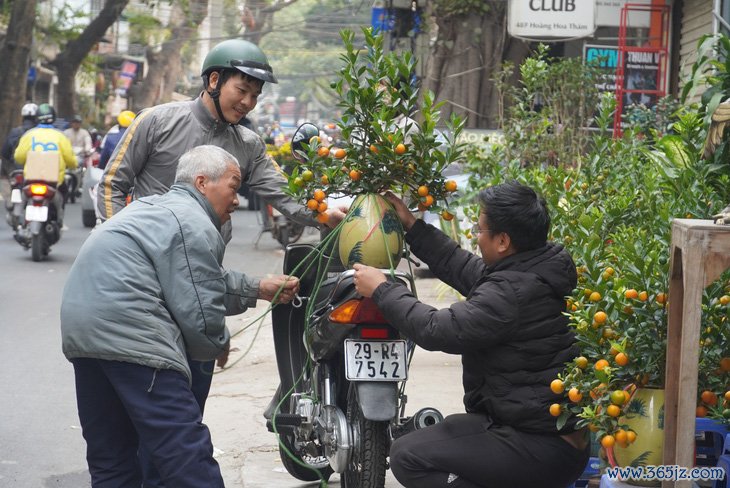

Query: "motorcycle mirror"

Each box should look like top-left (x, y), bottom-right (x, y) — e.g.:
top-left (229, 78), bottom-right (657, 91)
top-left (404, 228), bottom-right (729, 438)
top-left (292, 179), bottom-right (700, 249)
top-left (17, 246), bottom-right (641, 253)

top-left (291, 122), bottom-right (320, 162)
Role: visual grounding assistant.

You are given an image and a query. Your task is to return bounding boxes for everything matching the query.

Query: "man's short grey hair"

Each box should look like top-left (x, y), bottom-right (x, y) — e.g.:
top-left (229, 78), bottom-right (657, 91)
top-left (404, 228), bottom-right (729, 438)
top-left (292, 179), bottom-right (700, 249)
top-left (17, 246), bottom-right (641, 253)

top-left (175, 145), bottom-right (240, 184)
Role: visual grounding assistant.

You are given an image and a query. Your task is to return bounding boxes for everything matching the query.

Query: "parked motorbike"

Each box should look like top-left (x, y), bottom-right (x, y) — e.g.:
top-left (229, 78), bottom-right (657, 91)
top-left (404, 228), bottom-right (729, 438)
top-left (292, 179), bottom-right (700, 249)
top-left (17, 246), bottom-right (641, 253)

top-left (255, 202), bottom-right (305, 249)
top-left (267, 124), bottom-right (443, 487)
top-left (12, 174), bottom-right (63, 261)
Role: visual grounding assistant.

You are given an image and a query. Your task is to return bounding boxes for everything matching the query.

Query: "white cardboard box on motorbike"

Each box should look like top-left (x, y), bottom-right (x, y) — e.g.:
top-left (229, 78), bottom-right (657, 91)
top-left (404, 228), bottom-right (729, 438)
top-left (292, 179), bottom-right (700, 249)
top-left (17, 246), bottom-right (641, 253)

top-left (23, 151), bottom-right (60, 182)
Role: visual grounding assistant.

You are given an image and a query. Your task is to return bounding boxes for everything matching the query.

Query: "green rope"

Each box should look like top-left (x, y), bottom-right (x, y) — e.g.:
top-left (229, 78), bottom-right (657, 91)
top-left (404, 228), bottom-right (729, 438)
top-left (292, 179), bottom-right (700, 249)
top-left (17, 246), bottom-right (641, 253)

top-left (217, 198), bottom-right (423, 485)
top-left (267, 212), bottom-right (359, 487)
top-left (216, 220), bottom-right (345, 373)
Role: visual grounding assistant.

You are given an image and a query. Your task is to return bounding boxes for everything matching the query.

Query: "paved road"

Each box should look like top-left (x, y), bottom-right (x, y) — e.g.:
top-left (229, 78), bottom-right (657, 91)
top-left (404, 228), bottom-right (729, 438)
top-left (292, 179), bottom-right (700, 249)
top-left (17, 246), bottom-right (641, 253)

top-left (0, 189), bottom-right (464, 487)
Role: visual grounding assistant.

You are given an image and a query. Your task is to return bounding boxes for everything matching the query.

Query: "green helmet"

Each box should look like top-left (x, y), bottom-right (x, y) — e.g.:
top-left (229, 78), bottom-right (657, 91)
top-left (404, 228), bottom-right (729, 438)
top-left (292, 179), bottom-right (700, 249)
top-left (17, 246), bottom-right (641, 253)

top-left (201, 39), bottom-right (277, 84)
top-left (37, 103), bottom-right (56, 124)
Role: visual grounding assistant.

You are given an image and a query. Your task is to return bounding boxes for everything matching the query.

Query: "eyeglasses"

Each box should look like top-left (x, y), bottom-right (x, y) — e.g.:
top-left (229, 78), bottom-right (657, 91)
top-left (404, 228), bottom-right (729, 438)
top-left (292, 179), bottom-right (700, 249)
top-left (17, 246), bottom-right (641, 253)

top-left (471, 223), bottom-right (494, 235)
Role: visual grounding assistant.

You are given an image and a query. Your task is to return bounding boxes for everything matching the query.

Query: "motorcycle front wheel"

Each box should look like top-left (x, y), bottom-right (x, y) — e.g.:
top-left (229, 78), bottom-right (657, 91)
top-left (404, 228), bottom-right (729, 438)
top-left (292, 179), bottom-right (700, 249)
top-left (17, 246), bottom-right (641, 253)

top-left (343, 384), bottom-right (388, 488)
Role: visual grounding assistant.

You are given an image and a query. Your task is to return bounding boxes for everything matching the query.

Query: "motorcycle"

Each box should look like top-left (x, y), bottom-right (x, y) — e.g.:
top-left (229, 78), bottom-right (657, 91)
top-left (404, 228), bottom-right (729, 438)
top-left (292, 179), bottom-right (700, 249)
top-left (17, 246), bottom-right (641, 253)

top-left (12, 174), bottom-right (63, 262)
top-left (64, 167), bottom-right (82, 204)
top-left (267, 124), bottom-right (443, 487)
top-left (65, 148), bottom-right (91, 204)
top-left (80, 148), bottom-right (103, 228)
top-left (5, 169), bottom-right (25, 229)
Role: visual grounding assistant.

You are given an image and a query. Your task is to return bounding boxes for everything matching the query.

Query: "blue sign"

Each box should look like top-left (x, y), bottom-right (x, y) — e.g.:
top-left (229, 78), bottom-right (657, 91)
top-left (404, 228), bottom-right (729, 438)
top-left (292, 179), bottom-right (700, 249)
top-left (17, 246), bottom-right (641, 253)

top-left (371, 7), bottom-right (390, 32)
top-left (27, 66), bottom-right (37, 83)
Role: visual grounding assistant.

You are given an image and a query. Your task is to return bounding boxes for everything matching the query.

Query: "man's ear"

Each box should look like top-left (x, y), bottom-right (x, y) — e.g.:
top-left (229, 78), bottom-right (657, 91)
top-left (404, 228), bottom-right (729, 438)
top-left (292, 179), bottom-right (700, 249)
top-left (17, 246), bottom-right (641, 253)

top-left (497, 232), bottom-right (512, 254)
top-left (208, 71), bottom-right (220, 91)
top-left (194, 174), bottom-right (207, 194)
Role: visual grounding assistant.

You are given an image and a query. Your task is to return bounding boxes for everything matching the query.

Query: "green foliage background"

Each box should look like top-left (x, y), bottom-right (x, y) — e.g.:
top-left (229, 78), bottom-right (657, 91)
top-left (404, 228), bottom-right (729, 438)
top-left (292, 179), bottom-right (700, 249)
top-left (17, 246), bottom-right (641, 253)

top-left (459, 44), bottom-right (730, 439)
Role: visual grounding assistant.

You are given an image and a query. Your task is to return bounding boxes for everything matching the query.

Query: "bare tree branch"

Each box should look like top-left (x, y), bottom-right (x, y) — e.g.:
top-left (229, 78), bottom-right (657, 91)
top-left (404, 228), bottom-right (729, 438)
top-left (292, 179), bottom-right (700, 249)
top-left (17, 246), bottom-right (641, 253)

top-left (0, 0), bottom-right (38, 165)
top-left (51, 0), bottom-right (131, 117)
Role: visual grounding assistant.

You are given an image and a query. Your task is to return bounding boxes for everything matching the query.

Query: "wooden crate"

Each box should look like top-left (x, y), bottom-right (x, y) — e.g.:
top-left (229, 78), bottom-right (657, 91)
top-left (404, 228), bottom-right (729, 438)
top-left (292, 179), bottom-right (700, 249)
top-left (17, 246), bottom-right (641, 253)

top-left (662, 219), bottom-right (730, 488)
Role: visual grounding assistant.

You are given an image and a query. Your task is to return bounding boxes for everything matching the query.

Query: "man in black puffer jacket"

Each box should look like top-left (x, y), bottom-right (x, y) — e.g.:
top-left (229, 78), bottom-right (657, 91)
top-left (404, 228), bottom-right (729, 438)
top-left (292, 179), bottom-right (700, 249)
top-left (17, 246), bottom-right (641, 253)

top-left (353, 181), bottom-right (589, 488)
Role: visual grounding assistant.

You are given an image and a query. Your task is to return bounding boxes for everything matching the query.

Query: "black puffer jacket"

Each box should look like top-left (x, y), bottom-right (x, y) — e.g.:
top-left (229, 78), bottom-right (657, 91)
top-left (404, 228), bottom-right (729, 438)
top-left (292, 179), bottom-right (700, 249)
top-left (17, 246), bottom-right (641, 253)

top-left (372, 220), bottom-right (580, 434)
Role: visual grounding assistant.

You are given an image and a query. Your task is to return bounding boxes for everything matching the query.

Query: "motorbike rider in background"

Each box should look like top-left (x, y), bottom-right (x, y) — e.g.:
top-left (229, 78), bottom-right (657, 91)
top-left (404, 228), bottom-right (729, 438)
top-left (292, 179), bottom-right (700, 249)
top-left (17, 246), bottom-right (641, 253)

top-left (13, 104), bottom-right (77, 224)
top-left (63, 115), bottom-right (92, 201)
top-left (64, 114), bottom-right (93, 165)
top-left (98, 110), bottom-right (136, 170)
top-left (2, 103), bottom-right (38, 176)
top-left (3, 103), bottom-right (38, 226)
top-left (94, 38), bottom-right (346, 488)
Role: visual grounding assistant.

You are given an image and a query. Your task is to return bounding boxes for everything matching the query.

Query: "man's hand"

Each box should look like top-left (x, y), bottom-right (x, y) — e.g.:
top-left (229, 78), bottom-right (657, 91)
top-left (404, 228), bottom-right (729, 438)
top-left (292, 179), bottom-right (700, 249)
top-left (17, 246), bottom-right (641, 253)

top-left (216, 342), bottom-right (231, 368)
top-left (353, 263), bottom-right (387, 298)
top-left (258, 275), bottom-right (300, 303)
top-left (323, 205), bottom-right (350, 228)
top-left (383, 191), bottom-right (417, 231)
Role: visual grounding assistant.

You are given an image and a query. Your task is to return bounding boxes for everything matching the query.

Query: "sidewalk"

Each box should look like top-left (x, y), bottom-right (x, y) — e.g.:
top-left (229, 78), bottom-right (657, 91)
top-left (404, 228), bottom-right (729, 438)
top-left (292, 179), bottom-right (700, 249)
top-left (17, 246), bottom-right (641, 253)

top-left (205, 276), bottom-right (465, 487)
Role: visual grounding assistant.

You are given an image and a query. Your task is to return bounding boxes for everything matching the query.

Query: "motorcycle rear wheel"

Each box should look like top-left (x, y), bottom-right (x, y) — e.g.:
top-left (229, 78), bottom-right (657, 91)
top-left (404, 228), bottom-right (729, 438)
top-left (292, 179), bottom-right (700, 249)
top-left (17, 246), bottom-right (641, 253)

top-left (31, 231), bottom-right (46, 262)
top-left (278, 433), bottom-right (333, 482)
top-left (343, 384), bottom-right (388, 488)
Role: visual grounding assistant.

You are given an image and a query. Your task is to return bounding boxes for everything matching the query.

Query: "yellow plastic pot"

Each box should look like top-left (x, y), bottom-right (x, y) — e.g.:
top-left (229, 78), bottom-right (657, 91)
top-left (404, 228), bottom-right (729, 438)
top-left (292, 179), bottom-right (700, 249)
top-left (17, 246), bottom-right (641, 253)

top-left (613, 388), bottom-right (665, 487)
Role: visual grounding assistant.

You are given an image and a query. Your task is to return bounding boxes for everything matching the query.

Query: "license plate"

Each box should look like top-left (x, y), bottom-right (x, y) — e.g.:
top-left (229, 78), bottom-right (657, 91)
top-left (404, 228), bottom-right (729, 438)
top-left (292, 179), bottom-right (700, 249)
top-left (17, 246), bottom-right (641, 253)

top-left (10, 189), bottom-right (22, 203)
top-left (344, 340), bottom-right (407, 381)
top-left (25, 205), bottom-right (48, 222)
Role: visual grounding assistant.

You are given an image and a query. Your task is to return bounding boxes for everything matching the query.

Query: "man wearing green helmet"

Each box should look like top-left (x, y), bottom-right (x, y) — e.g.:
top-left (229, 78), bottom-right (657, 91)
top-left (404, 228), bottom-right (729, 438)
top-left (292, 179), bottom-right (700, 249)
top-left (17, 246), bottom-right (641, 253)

top-left (95, 38), bottom-right (346, 488)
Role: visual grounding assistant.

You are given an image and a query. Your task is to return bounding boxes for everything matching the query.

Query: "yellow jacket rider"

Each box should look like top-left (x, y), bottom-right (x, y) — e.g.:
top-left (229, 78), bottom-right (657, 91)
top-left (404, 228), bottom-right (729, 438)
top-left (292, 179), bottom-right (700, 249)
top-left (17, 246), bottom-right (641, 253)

top-left (15, 103), bottom-right (77, 190)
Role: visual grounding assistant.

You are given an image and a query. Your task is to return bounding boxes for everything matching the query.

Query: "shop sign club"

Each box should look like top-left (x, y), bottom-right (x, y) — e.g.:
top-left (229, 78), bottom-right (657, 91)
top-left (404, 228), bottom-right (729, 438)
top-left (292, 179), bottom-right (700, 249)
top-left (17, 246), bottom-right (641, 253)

top-left (508, 0), bottom-right (596, 39)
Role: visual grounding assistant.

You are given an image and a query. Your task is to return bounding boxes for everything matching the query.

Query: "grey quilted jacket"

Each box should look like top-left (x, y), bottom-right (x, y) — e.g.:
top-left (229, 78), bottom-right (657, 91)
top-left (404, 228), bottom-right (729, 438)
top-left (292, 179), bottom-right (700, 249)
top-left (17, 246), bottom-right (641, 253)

top-left (61, 184), bottom-right (259, 381)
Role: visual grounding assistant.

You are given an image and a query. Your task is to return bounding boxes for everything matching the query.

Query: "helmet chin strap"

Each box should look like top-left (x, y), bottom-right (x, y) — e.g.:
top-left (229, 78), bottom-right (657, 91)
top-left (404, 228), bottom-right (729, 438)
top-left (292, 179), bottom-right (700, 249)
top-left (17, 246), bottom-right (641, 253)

top-left (205, 88), bottom-right (233, 126)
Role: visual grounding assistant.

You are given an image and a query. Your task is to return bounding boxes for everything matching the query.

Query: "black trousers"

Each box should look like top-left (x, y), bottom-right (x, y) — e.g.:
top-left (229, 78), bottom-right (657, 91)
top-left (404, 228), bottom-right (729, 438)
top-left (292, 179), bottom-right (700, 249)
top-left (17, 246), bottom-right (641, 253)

top-left (389, 413), bottom-right (589, 488)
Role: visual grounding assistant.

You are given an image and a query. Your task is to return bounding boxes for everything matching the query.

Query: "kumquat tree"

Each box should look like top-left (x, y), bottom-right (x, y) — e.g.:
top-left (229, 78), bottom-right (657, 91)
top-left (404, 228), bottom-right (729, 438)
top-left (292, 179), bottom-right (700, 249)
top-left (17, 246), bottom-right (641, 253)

top-left (282, 27), bottom-right (466, 229)
top-left (455, 41), bottom-right (730, 473)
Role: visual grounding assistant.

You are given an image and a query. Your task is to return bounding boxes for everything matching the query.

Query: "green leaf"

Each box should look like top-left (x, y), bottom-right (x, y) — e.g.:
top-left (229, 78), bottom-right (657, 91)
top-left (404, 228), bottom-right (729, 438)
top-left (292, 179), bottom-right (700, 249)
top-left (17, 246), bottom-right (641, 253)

top-left (556, 409), bottom-right (571, 431)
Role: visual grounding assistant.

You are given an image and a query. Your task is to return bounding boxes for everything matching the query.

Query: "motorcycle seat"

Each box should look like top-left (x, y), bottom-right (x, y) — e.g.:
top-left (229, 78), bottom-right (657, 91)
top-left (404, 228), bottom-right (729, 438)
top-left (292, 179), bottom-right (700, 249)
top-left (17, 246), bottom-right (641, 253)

top-left (283, 242), bottom-right (346, 298)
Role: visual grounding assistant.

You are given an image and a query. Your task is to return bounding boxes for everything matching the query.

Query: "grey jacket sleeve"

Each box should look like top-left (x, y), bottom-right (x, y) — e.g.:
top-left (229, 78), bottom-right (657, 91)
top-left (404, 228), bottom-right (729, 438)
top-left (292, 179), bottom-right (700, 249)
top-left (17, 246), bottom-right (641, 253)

top-left (223, 269), bottom-right (260, 315)
top-left (245, 138), bottom-right (318, 227)
top-left (96, 110), bottom-right (155, 220)
top-left (154, 224), bottom-right (230, 361)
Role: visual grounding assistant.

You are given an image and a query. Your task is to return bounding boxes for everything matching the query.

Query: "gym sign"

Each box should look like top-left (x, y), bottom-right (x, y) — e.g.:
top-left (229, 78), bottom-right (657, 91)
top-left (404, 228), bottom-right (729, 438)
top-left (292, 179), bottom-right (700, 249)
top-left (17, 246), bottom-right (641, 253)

top-left (508, 0), bottom-right (596, 39)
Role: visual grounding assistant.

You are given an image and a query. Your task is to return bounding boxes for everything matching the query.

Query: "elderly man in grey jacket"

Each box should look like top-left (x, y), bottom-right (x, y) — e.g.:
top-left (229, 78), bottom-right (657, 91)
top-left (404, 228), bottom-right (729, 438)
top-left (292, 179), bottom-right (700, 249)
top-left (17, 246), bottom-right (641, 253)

top-left (61, 145), bottom-right (298, 488)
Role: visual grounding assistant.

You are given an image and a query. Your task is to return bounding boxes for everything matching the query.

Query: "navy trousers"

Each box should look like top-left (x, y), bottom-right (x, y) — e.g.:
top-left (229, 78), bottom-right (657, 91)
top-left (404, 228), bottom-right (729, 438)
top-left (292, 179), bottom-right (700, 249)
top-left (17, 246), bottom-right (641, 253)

top-left (139, 359), bottom-right (214, 488)
top-left (71, 358), bottom-right (223, 488)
